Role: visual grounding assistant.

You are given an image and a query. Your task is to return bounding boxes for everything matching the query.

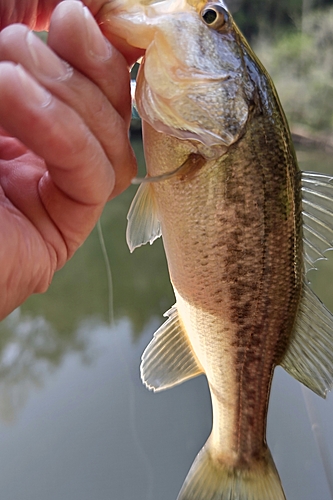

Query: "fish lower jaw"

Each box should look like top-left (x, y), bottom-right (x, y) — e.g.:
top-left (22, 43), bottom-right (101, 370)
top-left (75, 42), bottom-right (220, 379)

top-left (97, 8), bottom-right (156, 49)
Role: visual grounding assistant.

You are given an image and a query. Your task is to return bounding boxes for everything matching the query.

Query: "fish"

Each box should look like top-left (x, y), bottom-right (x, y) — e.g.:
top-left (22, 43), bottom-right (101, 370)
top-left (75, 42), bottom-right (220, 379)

top-left (98, 1), bottom-right (333, 499)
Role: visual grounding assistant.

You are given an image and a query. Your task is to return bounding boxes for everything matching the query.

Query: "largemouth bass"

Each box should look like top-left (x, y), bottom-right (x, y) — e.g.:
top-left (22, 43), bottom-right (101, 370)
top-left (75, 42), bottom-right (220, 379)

top-left (99, 1), bottom-right (333, 499)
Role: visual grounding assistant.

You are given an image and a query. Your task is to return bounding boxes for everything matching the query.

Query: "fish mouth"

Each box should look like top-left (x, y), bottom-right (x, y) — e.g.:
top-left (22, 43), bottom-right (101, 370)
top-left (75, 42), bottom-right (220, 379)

top-left (101, 0), bottom-right (190, 16)
top-left (96, 0), bottom-right (194, 49)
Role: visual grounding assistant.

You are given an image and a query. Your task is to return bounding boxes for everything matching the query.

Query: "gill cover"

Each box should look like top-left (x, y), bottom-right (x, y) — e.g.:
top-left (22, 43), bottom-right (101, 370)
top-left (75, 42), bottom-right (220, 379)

top-left (102, 0), bottom-right (254, 148)
top-left (136, 2), bottom-right (253, 147)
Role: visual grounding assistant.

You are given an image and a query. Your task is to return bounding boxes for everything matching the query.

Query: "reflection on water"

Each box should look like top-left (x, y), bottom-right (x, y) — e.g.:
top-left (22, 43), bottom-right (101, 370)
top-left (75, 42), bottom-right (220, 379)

top-left (0, 138), bottom-right (332, 499)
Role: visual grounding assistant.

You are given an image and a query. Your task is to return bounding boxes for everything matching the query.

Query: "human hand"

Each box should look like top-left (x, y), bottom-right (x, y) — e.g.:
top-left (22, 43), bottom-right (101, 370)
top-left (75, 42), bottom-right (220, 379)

top-left (0, 0), bottom-right (143, 319)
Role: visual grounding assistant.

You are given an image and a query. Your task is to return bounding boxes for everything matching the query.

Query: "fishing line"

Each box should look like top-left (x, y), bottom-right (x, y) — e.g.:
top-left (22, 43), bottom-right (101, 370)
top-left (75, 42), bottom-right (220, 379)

top-left (121, 352), bottom-right (155, 500)
top-left (301, 384), bottom-right (333, 500)
top-left (97, 219), bottom-right (114, 325)
top-left (97, 218), bottom-right (154, 500)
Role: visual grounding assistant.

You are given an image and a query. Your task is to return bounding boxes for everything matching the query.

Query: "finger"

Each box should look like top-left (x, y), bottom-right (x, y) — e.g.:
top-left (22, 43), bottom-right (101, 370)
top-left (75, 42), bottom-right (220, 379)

top-left (0, 125), bottom-right (28, 160)
top-left (0, 135), bottom-right (27, 160)
top-left (0, 61), bottom-right (114, 205)
top-left (0, 61), bottom-right (115, 262)
top-left (48, 1), bottom-right (132, 125)
top-left (0, 0), bottom-right (125, 32)
top-left (0, 0), bottom-right (59, 30)
top-left (47, 3), bottom-right (138, 197)
top-left (35, 0), bottom-right (142, 35)
top-left (0, 4), bottom-right (137, 197)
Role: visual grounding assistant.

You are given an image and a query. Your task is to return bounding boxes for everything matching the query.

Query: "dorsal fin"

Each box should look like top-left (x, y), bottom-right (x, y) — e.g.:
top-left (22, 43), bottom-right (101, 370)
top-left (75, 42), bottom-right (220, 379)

top-left (283, 171), bottom-right (333, 397)
top-left (302, 171), bottom-right (333, 273)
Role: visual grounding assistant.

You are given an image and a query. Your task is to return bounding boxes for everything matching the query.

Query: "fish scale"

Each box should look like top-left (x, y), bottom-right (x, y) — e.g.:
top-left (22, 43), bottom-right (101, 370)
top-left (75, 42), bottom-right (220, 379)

top-left (140, 112), bottom-right (300, 493)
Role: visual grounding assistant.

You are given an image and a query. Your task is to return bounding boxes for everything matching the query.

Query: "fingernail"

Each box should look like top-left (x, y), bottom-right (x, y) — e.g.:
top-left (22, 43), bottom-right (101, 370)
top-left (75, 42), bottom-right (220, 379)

top-left (26, 30), bottom-right (72, 80)
top-left (16, 65), bottom-right (52, 108)
top-left (83, 6), bottom-right (112, 60)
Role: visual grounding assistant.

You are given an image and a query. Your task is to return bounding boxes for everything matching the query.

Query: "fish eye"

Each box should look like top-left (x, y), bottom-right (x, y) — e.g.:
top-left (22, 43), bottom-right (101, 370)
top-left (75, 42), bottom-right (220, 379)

top-left (200, 4), bottom-right (228, 30)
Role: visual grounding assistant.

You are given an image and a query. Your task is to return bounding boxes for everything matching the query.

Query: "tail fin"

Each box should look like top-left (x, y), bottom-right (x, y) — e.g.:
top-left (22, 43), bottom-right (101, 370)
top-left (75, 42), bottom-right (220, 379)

top-left (177, 442), bottom-right (286, 500)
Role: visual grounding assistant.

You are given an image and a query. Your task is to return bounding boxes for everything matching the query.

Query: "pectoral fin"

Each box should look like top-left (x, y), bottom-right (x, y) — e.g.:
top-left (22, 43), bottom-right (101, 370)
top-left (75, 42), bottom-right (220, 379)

top-left (141, 306), bottom-right (203, 392)
top-left (126, 182), bottom-right (161, 253)
top-left (280, 282), bottom-right (333, 398)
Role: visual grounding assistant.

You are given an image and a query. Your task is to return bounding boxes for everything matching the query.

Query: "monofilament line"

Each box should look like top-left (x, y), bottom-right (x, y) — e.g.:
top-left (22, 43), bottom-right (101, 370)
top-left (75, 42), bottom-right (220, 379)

top-left (97, 219), bottom-right (114, 326)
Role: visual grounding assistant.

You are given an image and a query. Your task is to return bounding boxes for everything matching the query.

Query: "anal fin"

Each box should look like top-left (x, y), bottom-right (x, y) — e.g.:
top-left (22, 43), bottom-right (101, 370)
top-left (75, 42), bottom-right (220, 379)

top-left (280, 281), bottom-right (333, 398)
top-left (140, 306), bottom-right (203, 392)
